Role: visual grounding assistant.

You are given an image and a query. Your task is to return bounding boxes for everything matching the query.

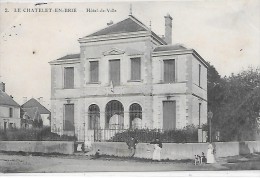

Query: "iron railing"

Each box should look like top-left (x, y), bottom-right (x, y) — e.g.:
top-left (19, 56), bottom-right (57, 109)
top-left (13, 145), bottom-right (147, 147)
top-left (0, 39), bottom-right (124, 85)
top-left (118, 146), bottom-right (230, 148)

top-left (94, 127), bottom-right (200, 143)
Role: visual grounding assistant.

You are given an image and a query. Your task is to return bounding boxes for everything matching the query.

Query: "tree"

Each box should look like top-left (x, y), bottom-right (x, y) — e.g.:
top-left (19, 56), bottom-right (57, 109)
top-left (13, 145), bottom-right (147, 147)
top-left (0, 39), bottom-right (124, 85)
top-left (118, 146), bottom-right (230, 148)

top-left (208, 65), bottom-right (260, 141)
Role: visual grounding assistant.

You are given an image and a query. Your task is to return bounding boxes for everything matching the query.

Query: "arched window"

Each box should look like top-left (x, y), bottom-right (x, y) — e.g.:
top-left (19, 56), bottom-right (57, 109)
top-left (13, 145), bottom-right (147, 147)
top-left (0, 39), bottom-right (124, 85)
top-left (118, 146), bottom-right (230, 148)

top-left (88, 104), bottom-right (100, 130)
top-left (105, 100), bottom-right (124, 129)
top-left (129, 103), bottom-right (142, 129)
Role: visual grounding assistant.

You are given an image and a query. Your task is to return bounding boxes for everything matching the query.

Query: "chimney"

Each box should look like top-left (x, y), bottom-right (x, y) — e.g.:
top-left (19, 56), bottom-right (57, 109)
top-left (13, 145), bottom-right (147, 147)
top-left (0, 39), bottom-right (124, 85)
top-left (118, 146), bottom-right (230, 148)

top-left (23, 97), bottom-right (28, 104)
top-left (107, 20), bottom-right (113, 26)
top-left (38, 97), bottom-right (43, 104)
top-left (0, 82), bottom-right (5, 92)
top-left (164, 13), bottom-right (173, 44)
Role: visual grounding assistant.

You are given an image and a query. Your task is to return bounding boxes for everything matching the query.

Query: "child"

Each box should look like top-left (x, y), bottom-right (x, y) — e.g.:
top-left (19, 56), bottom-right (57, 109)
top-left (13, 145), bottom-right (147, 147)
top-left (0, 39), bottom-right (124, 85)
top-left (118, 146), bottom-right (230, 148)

top-left (92, 149), bottom-right (101, 159)
top-left (201, 152), bottom-right (207, 164)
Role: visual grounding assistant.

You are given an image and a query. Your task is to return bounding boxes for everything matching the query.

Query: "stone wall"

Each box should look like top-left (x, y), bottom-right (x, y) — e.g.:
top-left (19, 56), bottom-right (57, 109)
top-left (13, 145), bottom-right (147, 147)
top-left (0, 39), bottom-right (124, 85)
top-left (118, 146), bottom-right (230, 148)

top-left (92, 141), bottom-right (260, 160)
top-left (0, 141), bottom-right (74, 154)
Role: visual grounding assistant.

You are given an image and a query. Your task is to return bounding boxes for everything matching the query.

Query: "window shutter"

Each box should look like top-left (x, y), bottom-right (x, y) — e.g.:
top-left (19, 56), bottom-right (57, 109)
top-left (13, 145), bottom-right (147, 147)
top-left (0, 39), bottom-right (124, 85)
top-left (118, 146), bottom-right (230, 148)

top-left (64, 104), bottom-right (74, 131)
top-left (109, 59), bottom-right (120, 86)
top-left (90, 61), bottom-right (99, 82)
top-left (64, 67), bottom-right (74, 89)
top-left (131, 57), bottom-right (141, 80)
top-left (164, 59), bottom-right (175, 83)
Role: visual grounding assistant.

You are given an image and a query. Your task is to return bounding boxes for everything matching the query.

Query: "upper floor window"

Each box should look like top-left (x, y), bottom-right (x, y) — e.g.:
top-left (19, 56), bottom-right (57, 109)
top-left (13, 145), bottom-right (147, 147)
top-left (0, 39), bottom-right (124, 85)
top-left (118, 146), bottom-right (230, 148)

top-left (131, 57), bottom-right (141, 80)
top-left (9, 108), bottom-right (13, 118)
top-left (64, 67), bottom-right (74, 89)
top-left (163, 59), bottom-right (175, 83)
top-left (199, 64), bottom-right (201, 87)
top-left (90, 61), bottom-right (99, 83)
top-left (109, 59), bottom-right (120, 86)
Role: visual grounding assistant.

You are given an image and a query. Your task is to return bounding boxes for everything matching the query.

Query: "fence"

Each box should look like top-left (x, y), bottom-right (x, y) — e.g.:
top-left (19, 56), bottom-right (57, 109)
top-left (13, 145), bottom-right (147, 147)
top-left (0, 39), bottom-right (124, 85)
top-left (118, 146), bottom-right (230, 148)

top-left (94, 127), bottom-right (199, 143)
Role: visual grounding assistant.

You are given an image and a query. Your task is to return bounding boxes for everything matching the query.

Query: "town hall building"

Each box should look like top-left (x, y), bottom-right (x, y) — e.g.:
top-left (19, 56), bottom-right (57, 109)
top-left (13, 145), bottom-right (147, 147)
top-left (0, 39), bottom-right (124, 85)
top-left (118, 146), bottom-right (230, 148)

top-left (49, 13), bottom-right (208, 145)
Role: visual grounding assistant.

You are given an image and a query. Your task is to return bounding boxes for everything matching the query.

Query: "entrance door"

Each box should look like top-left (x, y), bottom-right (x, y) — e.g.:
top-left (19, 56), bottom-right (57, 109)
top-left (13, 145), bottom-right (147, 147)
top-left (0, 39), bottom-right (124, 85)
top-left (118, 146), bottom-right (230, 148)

top-left (64, 104), bottom-right (75, 132)
top-left (163, 101), bottom-right (176, 130)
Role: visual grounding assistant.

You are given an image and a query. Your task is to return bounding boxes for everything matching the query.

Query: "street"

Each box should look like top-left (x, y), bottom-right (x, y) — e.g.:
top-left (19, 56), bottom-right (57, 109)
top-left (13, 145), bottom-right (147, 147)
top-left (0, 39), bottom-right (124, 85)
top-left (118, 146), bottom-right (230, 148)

top-left (1, 152), bottom-right (260, 173)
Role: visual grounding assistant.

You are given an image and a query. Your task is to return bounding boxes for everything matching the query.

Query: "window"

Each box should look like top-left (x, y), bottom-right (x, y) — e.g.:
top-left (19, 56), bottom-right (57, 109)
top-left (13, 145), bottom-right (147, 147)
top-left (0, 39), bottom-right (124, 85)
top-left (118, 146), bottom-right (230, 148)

top-left (9, 108), bottom-right (13, 118)
top-left (88, 104), bottom-right (100, 130)
top-left (129, 103), bottom-right (142, 129)
top-left (64, 104), bottom-right (74, 131)
top-left (105, 100), bottom-right (124, 129)
top-left (90, 61), bottom-right (99, 83)
top-left (64, 67), bottom-right (74, 89)
top-left (131, 57), bottom-right (141, 80)
top-left (199, 103), bottom-right (201, 127)
top-left (163, 59), bottom-right (175, 83)
top-left (163, 101), bottom-right (176, 130)
top-left (109, 59), bottom-right (120, 86)
top-left (9, 123), bottom-right (13, 129)
top-left (199, 64), bottom-right (201, 87)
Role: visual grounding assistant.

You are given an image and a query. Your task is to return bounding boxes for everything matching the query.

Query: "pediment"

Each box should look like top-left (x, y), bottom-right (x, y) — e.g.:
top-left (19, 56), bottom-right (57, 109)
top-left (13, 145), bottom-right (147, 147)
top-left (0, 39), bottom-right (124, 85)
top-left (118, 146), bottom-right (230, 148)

top-left (103, 48), bottom-right (125, 56)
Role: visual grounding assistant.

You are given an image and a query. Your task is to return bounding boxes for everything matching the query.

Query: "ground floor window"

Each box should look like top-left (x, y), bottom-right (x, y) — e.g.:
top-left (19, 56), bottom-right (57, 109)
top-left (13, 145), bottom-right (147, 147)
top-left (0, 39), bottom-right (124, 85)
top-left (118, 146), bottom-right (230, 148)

top-left (105, 100), bottom-right (124, 129)
top-left (163, 101), bottom-right (176, 130)
top-left (64, 104), bottom-right (74, 131)
top-left (129, 103), bottom-right (142, 129)
top-left (88, 104), bottom-right (100, 130)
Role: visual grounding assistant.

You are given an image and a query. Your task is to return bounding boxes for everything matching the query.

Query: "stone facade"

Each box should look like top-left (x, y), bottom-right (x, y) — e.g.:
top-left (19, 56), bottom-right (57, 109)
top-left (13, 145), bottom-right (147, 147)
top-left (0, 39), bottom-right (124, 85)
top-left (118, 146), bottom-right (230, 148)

top-left (0, 82), bottom-right (21, 129)
top-left (49, 14), bottom-right (208, 145)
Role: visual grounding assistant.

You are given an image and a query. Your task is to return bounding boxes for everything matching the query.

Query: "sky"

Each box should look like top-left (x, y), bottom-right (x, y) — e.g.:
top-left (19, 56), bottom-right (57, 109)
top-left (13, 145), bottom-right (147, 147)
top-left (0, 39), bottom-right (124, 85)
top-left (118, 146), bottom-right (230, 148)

top-left (0, 0), bottom-right (259, 108)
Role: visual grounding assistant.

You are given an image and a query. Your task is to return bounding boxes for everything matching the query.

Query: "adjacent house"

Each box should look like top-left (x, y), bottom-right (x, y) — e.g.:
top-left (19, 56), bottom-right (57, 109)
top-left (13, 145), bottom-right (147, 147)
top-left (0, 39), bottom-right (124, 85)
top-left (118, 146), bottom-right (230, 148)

top-left (21, 98), bottom-right (51, 128)
top-left (49, 14), bottom-right (208, 145)
top-left (0, 81), bottom-right (21, 130)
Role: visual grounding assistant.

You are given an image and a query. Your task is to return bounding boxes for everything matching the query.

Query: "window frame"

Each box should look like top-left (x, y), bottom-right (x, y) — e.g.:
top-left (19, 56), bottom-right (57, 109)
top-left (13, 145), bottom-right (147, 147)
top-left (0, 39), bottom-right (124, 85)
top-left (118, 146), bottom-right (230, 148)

top-left (64, 67), bottom-right (74, 89)
top-left (163, 59), bottom-right (176, 83)
top-left (89, 61), bottom-right (99, 83)
top-left (109, 59), bottom-right (121, 86)
top-left (9, 107), bottom-right (13, 118)
top-left (130, 57), bottom-right (141, 81)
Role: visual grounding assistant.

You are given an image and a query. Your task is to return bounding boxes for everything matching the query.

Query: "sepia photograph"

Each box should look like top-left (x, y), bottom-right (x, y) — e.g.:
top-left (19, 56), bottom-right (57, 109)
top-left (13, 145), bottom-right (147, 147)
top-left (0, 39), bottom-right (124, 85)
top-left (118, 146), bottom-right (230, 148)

top-left (0, 0), bottom-right (260, 175)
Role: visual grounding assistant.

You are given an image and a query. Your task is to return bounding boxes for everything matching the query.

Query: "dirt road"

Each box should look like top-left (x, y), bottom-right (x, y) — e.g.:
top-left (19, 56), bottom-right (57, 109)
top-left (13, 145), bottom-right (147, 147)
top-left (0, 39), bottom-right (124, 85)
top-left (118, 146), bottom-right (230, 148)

top-left (0, 152), bottom-right (259, 173)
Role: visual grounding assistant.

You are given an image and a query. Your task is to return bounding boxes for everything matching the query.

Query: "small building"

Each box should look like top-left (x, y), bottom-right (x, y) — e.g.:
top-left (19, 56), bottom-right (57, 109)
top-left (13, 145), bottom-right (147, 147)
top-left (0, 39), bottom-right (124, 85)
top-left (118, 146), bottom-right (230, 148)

top-left (49, 14), bottom-right (208, 145)
top-left (0, 82), bottom-right (21, 130)
top-left (21, 98), bottom-right (51, 127)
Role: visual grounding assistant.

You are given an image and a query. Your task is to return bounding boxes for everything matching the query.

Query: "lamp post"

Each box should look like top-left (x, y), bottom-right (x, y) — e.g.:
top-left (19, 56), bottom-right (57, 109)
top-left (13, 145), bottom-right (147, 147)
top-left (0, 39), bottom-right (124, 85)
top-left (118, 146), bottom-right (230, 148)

top-left (208, 111), bottom-right (213, 142)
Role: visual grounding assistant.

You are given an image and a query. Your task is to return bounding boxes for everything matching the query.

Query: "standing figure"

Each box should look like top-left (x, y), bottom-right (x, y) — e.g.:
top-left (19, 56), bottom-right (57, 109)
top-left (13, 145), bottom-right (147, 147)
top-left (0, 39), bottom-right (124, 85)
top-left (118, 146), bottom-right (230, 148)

top-left (150, 137), bottom-right (163, 161)
top-left (126, 136), bottom-right (138, 157)
top-left (207, 143), bottom-right (216, 163)
top-left (201, 152), bottom-right (207, 164)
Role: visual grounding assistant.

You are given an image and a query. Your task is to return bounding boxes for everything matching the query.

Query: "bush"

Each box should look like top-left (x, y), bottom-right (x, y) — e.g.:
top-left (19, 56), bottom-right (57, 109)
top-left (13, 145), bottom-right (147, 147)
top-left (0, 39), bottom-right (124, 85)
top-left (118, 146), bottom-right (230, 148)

top-left (0, 127), bottom-right (76, 141)
top-left (109, 125), bottom-right (199, 143)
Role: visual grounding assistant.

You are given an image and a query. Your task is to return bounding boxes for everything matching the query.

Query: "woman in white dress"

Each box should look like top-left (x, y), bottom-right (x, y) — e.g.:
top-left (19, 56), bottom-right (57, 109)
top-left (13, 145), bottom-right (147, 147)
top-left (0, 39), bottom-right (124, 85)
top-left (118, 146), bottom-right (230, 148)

top-left (150, 138), bottom-right (162, 161)
top-left (207, 143), bottom-right (216, 163)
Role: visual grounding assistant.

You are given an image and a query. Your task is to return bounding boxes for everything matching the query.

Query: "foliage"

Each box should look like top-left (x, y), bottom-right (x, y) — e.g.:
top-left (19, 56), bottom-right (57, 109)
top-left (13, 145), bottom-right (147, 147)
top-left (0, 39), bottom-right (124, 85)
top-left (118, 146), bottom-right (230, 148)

top-left (32, 119), bottom-right (43, 128)
top-left (109, 125), bottom-right (198, 143)
top-left (208, 65), bottom-right (260, 141)
top-left (0, 127), bottom-right (76, 141)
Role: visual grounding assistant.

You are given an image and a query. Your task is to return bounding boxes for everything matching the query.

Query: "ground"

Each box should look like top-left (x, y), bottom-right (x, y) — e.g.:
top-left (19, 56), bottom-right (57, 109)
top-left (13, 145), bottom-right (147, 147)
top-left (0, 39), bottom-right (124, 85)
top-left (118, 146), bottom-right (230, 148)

top-left (0, 152), bottom-right (260, 173)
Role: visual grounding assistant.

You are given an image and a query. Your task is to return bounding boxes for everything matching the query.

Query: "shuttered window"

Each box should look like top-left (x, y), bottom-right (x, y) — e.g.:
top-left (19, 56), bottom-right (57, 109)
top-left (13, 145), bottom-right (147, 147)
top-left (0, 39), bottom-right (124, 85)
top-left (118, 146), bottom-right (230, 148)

top-left (199, 103), bottom-right (201, 127)
top-left (90, 61), bottom-right (99, 83)
top-left (131, 57), bottom-right (141, 80)
top-left (109, 59), bottom-right (120, 86)
top-left (64, 67), bottom-right (74, 89)
top-left (163, 59), bottom-right (175, 83)
top-left (163, 101), bottom-right (176, 130)
top-left (9, 108), bottom-right (13, 118)
top-left (199, 64), bottom-right (201, 87)
top-left (64, 104), bottom-right (74, 131)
